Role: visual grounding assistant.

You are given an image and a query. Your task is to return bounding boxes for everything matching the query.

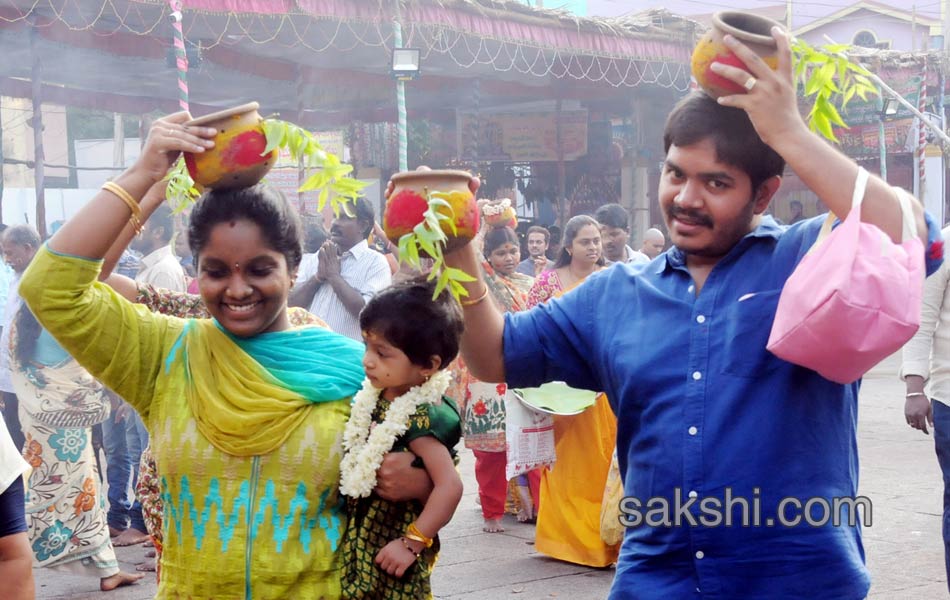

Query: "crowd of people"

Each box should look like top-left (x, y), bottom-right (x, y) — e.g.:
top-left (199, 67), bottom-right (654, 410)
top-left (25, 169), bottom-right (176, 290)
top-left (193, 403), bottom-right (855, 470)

top-left (0, 25), bottom-right (947, 600)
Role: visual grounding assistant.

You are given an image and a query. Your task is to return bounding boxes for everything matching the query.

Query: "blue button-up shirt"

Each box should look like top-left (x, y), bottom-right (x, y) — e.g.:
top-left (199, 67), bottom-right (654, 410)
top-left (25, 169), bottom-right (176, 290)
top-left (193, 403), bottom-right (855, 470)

top-left (503, 213), bottom-right (943, 599)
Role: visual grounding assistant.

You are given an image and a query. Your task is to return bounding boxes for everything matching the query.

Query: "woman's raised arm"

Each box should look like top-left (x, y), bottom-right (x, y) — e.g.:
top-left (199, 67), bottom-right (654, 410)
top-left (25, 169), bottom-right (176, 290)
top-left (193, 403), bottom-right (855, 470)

top-left (49, 113), bottom-right (215, 260)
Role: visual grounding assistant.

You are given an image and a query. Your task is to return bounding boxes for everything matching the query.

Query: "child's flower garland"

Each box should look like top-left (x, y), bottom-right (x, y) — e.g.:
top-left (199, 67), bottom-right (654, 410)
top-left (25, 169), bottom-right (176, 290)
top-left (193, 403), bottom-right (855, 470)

top-left (340, 369), bottom-right (452, 498)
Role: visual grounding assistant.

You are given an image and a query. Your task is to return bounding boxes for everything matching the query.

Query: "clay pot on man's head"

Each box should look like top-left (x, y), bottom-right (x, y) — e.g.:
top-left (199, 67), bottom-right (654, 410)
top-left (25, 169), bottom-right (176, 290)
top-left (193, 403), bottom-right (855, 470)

top-left (691, 11), bottom-right (782, 98)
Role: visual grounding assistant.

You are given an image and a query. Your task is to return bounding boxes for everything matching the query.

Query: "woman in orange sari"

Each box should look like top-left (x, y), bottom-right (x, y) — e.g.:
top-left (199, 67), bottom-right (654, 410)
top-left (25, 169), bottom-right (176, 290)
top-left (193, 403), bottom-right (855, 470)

top-left (526, 215), bottom-right (620, 568)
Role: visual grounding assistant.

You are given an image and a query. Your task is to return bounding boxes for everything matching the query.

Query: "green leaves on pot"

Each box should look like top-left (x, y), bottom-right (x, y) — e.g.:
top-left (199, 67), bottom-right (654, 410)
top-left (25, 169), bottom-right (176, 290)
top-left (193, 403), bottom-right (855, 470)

top-left (261, 119), bottom-right (367, 216)
top-left (396, 190), bottom-right (476, 301)
top-left (165, 157), bottom-right (201, 213)
top-left (163, 117), bottom-right (366, 214)
top-left (791, 38), bottom-right (878, 142)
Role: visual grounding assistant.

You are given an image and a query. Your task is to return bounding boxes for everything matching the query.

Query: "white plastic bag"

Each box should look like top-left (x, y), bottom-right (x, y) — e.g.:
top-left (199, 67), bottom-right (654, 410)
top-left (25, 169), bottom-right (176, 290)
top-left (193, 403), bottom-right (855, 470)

top-left (504, 391), bottom-right (556, 480)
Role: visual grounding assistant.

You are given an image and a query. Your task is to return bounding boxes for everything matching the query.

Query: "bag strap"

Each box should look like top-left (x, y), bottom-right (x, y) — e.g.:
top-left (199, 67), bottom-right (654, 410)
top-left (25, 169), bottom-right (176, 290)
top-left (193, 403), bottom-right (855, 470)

top-left (894, 187), bottom-right (919, 242)
top-left (809, 167), bottom-right (869, 253)
top-left (850, 167), bottom-right (870, 210)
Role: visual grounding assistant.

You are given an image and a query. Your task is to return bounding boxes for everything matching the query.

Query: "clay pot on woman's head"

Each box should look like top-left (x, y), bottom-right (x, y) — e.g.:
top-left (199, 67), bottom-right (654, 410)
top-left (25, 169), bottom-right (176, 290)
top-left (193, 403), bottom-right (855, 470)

top-left (691, 11), bottom-right (783, 99)
top-left (184, 102), bottom-right (279, 190)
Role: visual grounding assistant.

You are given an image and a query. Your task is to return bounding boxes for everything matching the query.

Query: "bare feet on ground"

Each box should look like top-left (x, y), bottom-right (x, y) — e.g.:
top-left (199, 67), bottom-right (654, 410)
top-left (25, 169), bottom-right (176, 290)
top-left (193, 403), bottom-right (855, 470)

top-left (136, 561), bottom-right (157, 572)
top-left (516, 508), bottom-right (535, 523)
top-left (112, 527), bottom-right (150, 547)
top-left (100, 571), bottom-right (144, 591)
top-left (144, 548), bottom-right (156, 558)
top-left (108, 526), bottom-right (123, 537)
top-left (483, 518), bottom-right (504, 533)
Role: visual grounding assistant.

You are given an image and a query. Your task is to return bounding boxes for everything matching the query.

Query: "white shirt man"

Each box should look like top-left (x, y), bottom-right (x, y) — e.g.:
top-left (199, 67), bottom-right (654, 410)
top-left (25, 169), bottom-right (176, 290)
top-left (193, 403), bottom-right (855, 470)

top-left (622, 245), bottom-right (650, 264)
top-left (298, 240), bottom-right (391, 340)
top-left (291, 198), bottom-right (391, 340)
top-left (901, 226), bottom-right (950, 590)
top-left (136, 244), bottom-right (187, 292)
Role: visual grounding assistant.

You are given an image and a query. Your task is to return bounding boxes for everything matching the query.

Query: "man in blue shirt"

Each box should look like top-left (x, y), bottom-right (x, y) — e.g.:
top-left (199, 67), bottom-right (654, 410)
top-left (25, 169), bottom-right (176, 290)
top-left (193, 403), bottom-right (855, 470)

top-left (437, 31), bottom-right (943, 599)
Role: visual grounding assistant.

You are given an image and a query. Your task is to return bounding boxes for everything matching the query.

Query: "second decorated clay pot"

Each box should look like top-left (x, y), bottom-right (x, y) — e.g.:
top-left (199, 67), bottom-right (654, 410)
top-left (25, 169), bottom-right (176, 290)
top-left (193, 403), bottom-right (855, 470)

top-left (384, 169), bottom-right (479, 254)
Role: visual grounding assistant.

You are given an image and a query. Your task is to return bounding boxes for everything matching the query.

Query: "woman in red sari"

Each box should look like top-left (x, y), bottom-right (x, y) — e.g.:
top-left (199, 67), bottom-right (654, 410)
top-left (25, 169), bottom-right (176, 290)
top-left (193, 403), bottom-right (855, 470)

top-left (457, 225), bottom-right (539, 532)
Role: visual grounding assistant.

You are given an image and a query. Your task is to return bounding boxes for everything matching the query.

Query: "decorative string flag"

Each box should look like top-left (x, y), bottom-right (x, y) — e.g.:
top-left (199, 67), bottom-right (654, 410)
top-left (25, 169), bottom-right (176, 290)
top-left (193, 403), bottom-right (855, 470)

top-left (168, 0), bottom-right (189, 112)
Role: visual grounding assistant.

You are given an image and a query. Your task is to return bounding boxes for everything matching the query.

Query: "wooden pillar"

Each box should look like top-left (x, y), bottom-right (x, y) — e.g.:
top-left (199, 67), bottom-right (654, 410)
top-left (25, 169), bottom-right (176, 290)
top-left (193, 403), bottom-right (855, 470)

top-left (29, 19), bottom-right (46, 239)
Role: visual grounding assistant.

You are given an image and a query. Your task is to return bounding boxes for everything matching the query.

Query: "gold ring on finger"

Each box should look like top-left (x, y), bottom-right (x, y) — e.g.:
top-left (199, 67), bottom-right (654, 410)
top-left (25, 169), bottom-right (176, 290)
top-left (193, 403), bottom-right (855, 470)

top-left (743, 77), bottom-right (757, 92)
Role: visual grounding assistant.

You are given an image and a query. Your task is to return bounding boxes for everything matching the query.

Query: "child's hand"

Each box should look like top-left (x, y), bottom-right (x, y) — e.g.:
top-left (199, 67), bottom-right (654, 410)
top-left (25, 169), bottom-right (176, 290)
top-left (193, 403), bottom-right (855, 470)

top-left (375, 538), bottom-right (421, 578)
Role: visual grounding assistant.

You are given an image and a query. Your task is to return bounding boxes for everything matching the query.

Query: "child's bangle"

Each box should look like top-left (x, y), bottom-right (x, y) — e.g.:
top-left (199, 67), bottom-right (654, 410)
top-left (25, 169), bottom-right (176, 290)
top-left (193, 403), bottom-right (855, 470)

top-left (405, 522), bottom-right (434, 548)
top-left (400, 537), bottom-right (421, 558)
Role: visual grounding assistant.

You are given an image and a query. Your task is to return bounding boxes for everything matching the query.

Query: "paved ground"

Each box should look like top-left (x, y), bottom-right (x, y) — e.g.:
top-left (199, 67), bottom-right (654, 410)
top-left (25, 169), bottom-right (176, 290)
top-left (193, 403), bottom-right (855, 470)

top-left (33, 354), bottom-right (947, 599)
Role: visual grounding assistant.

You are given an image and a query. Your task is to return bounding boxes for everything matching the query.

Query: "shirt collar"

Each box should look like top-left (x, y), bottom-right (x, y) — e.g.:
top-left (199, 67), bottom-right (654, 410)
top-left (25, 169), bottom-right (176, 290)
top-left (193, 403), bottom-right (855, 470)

top-left (342, 239), bottom-right (370, 259)
top-left (656, 215), bottom-right (785, 275)
top-left (140, 245), bottom-right (174, 270)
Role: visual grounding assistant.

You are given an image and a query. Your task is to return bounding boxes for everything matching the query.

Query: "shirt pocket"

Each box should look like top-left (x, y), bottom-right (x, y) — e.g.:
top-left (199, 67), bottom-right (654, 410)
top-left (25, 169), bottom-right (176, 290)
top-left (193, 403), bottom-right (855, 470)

top-left (719, 289), bottom-right (783, 378)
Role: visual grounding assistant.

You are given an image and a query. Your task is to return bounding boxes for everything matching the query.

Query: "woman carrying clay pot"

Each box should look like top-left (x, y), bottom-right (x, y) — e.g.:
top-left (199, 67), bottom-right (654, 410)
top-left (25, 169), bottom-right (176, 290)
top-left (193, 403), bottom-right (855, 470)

top-left (18, 111), bottom-right (430, 599)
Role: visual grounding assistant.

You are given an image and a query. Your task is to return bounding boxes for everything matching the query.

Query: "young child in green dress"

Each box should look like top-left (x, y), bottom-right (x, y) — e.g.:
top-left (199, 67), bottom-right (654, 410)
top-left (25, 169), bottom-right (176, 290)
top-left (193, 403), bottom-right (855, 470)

top-left (339, 278), bottom-right (464, 599)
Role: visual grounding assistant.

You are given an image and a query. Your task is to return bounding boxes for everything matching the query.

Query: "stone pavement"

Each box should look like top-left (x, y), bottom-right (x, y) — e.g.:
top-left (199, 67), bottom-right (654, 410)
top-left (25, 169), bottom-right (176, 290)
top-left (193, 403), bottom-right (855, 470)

top-left (33, 355), bottom-right (947, 599)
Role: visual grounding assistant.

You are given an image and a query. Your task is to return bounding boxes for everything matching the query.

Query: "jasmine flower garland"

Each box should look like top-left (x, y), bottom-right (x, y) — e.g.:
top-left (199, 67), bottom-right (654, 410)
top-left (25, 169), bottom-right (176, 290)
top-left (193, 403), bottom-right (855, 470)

top-left (340, 369), bottom-right (452, 498)
top-left (481, 198), bottom-right (511, 216)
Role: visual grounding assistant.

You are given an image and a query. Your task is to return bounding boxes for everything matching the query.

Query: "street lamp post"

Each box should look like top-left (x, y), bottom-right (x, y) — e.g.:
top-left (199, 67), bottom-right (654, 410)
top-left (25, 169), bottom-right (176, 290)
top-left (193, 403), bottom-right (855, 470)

top-left (390, 2), bottom-right (420, 173)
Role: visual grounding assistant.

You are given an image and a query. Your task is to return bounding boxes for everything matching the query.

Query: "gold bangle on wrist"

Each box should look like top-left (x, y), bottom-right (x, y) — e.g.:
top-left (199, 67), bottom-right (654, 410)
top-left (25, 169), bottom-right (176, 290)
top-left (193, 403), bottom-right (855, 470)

top-left (460, 287), bottom-right (490, 308)
top-left (102, 181), bottom-right (143, 222)
top-left (405, 522), bottom-right (434, 548)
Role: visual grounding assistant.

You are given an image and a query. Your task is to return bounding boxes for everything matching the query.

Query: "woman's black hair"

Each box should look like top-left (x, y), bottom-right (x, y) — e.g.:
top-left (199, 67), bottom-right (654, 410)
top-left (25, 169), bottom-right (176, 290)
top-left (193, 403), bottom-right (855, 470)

top-left (14, 304), bottom-right (41, 367)
top-left (188, 183), bottom-right (303, 272)
top-left (483, 226), bottom-right (520, 259)
top-left (359, 278), bottom-right (464, 370)
top-left (554, 215), bottom-right (605, 269)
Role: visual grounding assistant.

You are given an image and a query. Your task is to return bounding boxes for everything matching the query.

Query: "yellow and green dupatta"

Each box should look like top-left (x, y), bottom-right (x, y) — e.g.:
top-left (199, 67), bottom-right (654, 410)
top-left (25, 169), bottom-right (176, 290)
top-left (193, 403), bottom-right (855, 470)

top-left (167, 319), bottom-right (365, 456)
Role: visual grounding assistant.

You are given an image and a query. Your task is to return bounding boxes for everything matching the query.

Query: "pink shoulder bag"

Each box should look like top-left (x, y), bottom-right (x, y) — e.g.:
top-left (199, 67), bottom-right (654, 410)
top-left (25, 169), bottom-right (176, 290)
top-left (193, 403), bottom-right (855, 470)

top-left (766, 167), bottom-right (924, 384)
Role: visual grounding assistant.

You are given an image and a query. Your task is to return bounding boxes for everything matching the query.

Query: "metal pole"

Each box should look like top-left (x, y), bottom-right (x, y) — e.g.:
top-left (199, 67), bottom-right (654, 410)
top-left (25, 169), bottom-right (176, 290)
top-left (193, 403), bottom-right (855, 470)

top-left (29, 19), bottom-right (45, 238)
top-left (877, 91), bottom-right (887, 182)
top-left (113, 113), bottom-right (124, 169)
top-left (786, 0), bottom-right (792, 31)
top-left (296, 65), bottom-right (307, 213)
top-left (393, 12), bottom-right (408, 172)
top-left (918, 75), bottom-right (928, 199)
top-left (0, 96), bottom-right (4, 223)
top-left (556, 98), bottom-right (566, 228)
top-left (912, 5), bottom-right (918, 53)
top-left (869, 72), bottom-right (950, 146)
top-left (168, 0), bottom-right (189, 112)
